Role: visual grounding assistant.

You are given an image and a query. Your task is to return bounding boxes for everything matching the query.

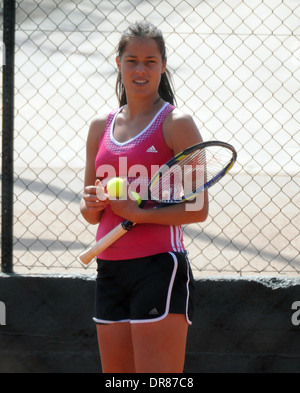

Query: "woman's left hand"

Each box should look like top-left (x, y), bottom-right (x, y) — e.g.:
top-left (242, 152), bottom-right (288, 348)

top-left (108, 187), bottom-right (143, 223)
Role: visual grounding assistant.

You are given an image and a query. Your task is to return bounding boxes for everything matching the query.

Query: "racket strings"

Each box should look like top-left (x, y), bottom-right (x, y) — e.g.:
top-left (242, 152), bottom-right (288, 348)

top-left (150, 146), bottom-right (233, 203)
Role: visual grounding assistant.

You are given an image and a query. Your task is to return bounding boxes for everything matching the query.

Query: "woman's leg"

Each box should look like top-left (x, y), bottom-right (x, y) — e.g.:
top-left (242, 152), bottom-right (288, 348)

top-left (131, 313), bottom-right (189, 373)
top-left (97, 322), bottom-right (136, 373)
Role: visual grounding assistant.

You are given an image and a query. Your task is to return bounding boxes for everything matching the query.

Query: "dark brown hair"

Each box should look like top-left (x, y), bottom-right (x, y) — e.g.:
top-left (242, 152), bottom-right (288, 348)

top-left (116, 21), bottom-right (176, 107)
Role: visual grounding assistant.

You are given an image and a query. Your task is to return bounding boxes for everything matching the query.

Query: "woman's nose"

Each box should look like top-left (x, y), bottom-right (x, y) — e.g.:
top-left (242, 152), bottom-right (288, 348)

top-left (135, 62), bottom-right (146, 74)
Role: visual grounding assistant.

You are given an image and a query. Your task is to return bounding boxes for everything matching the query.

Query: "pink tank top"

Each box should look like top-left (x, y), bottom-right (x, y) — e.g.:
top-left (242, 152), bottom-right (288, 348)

top-left (95, 102), bottom-right (186, 260)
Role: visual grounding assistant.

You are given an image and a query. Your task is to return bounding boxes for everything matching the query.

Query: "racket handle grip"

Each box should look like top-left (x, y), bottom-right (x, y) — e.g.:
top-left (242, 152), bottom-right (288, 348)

top-left (79, 222), bottom-right (134, 265)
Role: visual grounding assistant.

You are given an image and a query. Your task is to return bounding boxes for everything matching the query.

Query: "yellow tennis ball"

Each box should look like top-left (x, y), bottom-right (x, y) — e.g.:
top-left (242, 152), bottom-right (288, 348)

top-left (131, 191), bottom-right (142, 206)
top-left (107, 177), bottom-right (125, 199)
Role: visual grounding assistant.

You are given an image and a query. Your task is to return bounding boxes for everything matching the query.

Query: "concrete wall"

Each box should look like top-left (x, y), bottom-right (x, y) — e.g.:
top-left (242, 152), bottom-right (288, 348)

top-left (0, 274), bottom-right (299, 373)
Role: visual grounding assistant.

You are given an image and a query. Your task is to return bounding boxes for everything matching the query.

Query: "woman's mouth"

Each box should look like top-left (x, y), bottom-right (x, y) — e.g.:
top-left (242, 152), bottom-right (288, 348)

top-left (134, 80), bottom-right (148, 85)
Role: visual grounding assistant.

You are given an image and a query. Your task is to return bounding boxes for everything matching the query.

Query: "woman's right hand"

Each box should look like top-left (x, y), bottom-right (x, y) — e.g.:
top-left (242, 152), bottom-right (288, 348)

top-left (81, 180), bottom-right (108, 224)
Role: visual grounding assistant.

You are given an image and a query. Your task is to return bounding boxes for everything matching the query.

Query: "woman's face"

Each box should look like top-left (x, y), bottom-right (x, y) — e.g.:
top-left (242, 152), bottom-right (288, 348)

top-left (116, 38), bottom-right (166, 100)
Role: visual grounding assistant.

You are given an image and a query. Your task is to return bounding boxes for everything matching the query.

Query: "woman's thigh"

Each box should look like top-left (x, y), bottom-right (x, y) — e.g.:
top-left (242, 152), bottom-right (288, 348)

top-left (131, 313), bottom-right (188, 373)
top-left (97, 322), bottom-right (135, 373)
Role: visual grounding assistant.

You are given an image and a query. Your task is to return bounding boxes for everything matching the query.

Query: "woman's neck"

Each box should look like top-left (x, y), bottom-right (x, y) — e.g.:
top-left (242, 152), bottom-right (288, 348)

top-left (124, 94), bottom-right (163, 119)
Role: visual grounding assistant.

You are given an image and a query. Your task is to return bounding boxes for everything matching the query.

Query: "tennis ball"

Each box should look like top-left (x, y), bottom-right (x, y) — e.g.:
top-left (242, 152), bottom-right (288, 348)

top-left (131, 191), bottom-right (142, 206)
top-left (107, 177), bottom-right (125, 199)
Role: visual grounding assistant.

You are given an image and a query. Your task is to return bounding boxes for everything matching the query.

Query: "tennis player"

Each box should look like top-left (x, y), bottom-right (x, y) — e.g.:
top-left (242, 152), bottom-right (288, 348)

top-left (80, 21), bottom-right (208, 373)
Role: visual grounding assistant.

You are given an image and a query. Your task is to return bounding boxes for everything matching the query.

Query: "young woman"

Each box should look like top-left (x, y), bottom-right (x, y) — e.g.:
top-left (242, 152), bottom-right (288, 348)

top-left (80, 21), bottom-right (208, 373)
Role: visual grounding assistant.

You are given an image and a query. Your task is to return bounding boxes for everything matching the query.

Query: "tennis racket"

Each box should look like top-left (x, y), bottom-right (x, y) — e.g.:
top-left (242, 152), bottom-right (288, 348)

top-left (79, 141), bottom-right (237, 265)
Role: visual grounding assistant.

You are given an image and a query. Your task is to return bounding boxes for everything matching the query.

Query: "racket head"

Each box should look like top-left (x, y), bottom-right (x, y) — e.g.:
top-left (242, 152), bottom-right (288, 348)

top-left (148, 141), bottom-right (237, 204)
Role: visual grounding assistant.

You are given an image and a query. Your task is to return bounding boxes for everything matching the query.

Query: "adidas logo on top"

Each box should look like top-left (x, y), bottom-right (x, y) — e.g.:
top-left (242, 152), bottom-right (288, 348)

top-left (147, 145), bottom-right (158, 153)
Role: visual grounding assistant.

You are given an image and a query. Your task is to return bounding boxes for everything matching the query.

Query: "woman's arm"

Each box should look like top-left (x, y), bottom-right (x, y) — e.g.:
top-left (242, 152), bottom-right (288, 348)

top-left (80, 116), bottom-right (108, 225)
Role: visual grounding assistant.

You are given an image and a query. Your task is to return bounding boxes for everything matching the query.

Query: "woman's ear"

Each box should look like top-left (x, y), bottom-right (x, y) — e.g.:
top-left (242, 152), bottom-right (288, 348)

top-left (116, 56), bottom-right (121, 71)
top-left (161, 59), bottom-right (167, 74)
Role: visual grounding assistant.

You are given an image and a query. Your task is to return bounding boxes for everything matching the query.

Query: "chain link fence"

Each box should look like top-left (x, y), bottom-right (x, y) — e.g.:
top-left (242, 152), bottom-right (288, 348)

top-left (1, 0), bottom-right (299, 276)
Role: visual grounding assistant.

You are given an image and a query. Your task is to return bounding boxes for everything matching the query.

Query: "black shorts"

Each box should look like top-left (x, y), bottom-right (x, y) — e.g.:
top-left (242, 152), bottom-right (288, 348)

top-left (94, 252), bottom-right (195, 325)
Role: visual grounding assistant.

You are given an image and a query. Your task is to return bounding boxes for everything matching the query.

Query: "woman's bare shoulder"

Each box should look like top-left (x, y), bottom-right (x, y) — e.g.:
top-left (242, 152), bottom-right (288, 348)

top-left (163, 108), bottom-right (203, 154)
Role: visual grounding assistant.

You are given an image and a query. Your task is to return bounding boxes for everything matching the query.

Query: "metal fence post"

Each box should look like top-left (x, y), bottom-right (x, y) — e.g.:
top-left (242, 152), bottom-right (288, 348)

top-left (1, 0), bottom-right (16, 273)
